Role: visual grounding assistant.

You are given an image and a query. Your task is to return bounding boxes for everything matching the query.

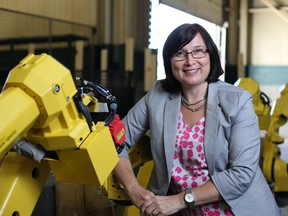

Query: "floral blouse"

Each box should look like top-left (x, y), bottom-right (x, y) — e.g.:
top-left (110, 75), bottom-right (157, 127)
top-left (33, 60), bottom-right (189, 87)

top-left (168, 112), bottom-right (233, 216)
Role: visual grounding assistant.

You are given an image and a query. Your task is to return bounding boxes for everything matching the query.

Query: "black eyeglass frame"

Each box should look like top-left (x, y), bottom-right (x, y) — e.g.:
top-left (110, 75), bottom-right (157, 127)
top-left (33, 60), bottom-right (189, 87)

top-left (171, 48), bottom-right (208, 60)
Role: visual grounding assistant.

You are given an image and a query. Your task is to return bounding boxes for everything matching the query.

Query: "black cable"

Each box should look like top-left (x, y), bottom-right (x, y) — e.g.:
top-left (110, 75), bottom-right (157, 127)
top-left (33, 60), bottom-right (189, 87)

top-left (260, 92), bottom-right (271, 106)
top-left (73, 92), bottom-right (93, 130)
top-left (75, 77), bottom-right (118, 125)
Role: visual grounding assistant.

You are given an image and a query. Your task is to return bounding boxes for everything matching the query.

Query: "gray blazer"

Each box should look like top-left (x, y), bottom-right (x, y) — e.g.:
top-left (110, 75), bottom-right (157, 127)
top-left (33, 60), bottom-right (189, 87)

top-left (120, 80), bottom-right (279, 216)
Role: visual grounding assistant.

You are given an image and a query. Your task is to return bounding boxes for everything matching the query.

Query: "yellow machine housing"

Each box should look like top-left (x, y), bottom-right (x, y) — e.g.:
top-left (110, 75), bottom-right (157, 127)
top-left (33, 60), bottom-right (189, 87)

top-left (5, 53), bottom-right (90, 150)
top-left (0, 54), bottom-right (119, 215)
top-left (262, 83), bottom-right (288, 193)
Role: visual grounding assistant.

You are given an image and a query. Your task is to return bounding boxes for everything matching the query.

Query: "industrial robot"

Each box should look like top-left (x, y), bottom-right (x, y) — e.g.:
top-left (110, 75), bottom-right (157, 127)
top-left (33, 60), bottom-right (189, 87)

top-left (262, 83), bottom-right (288, 195)
top-left (235, 78), bottom-right (288, 196)
top-left (0, 53), bottom-right (126, 215)
top-left (234, 77), bottom-right (271, 131)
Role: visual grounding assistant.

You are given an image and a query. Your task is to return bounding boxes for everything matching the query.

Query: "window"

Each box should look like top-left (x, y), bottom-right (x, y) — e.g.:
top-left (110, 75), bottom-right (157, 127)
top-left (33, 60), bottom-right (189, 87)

top-left (149, 0), bottom-right (226, 80)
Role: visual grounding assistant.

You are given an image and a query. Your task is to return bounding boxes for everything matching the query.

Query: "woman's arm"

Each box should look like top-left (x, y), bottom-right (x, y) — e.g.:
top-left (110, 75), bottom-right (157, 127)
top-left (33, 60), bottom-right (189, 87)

top-left (140, 180), bottom-right (222, 215)
top-left (113, 157), bottom-right (155, 209)
top-left (192, 180), bottom-right (222, 206)
top-left (212, 91), bottom-right (261, 208)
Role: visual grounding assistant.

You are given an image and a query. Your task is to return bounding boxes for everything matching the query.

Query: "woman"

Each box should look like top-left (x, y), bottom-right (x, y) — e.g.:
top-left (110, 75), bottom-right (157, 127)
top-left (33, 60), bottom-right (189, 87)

top-left (114, 23), bottom-right (279, 216)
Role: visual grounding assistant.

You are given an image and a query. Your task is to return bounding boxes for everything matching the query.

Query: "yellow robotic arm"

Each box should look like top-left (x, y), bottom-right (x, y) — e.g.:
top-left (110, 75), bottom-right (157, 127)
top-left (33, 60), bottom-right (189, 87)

top-left (235, 78), bottom-right (288, 193)
top-left (266, 83), bottom-right (288, 144)
top-left (262, 83), bottom-right (288, 193)
top-left (234, 77), bottom-right (271, 131)
top-left (0, 53), bottom-right (120, 215)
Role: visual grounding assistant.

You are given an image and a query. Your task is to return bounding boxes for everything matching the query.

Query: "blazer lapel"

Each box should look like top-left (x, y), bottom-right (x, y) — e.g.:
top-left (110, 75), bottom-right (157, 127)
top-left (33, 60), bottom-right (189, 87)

top-left (163, 91), bottom-right (181, 179)
top-left (161, 83), bottom-right (221, 179)
top-left (204, 83), bottom-right (221, 175)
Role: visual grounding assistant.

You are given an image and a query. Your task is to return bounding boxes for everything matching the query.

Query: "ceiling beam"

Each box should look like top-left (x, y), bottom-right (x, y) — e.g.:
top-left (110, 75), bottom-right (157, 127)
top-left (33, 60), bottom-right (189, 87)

top-left (249, 6), bottom-right (288, 13)
top-left (259, 0), bottom-right (288, 24)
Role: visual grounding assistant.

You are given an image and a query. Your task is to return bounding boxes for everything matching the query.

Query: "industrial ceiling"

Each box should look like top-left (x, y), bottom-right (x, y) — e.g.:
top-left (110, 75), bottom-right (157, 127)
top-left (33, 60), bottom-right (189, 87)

top-left (160, 0), bottom-right (288, 26)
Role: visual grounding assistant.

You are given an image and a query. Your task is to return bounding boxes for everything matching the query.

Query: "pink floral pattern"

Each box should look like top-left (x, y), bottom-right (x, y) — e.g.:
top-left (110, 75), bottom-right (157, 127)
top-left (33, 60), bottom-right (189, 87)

top-left (169, 113), bottom-right (233, 216)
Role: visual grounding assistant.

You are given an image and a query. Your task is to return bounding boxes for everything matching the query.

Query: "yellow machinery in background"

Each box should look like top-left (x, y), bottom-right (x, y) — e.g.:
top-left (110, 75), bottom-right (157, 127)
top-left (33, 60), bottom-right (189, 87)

top-left (262, 83), bottom-right (288, 194)
top-left (234, 77), bottom-right (271, 131)
top-left (235, 78), bottom-right (288, 194)
top-left (0, 53), bottom-right (125, 215)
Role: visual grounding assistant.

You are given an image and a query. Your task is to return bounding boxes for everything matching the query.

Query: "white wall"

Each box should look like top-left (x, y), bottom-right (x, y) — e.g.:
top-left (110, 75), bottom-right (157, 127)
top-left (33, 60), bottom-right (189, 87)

top-left (251, 12), bottom-right (288, 65)
top-left (250, 8), bottom-right (288, 140)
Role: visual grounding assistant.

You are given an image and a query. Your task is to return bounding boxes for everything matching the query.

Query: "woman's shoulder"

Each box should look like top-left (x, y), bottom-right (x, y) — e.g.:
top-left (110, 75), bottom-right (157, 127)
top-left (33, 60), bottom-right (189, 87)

top-left (146, 80), bottom-right (177, 98)
top-left (211, 80), bottom-right (251, 97)
top-left (212, 80), bottom-right (244, 91)
top-left (209, 80), bottom-right (253, 109)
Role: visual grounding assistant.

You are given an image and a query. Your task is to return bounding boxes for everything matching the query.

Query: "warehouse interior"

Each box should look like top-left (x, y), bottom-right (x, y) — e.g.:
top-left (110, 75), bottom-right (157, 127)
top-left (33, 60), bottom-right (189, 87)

top-left (0, 0), bottom-right (288, 215)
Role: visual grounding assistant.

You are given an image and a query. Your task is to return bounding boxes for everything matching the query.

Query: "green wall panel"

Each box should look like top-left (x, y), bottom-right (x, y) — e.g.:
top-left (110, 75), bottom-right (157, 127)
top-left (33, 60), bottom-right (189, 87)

top-left (248, 65), bottom-right (288, 84)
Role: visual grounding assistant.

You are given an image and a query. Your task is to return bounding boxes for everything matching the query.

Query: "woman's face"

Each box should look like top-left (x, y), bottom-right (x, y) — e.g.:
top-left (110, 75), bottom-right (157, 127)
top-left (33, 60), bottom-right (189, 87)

top-left (170, 33), bottom-right (210, 89)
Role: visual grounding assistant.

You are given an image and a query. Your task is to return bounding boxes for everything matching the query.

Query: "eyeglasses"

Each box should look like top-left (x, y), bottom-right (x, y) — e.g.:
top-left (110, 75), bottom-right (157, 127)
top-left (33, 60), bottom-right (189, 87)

top-left (172, 48), bottom-right (208, 60)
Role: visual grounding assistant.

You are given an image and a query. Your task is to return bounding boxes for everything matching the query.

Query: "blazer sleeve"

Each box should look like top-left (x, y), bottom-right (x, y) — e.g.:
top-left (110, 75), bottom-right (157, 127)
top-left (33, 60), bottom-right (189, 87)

top-left (211, 90), bottom-right (261, 208)
top-left (118, 82), bottom-right (160, 158)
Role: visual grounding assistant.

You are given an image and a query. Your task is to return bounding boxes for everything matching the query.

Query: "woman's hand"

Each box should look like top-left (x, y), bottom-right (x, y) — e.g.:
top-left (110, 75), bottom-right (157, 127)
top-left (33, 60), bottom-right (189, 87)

top-left (141, 193), bottom-right (186, 216)
top-left (125, 183), bottom-right (155, 210)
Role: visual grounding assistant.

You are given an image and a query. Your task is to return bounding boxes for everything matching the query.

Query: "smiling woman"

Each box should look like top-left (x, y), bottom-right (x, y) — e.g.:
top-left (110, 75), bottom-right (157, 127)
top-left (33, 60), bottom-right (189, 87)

top-left (149, 0), bottom-right (224, 80)
top-left (114, 23), bottom-right (280, 216)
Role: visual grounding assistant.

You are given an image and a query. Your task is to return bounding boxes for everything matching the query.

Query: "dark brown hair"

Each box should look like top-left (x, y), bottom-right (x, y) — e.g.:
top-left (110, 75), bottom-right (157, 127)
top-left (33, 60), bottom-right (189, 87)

top-left (160, 23), bottom-right (224, 92)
